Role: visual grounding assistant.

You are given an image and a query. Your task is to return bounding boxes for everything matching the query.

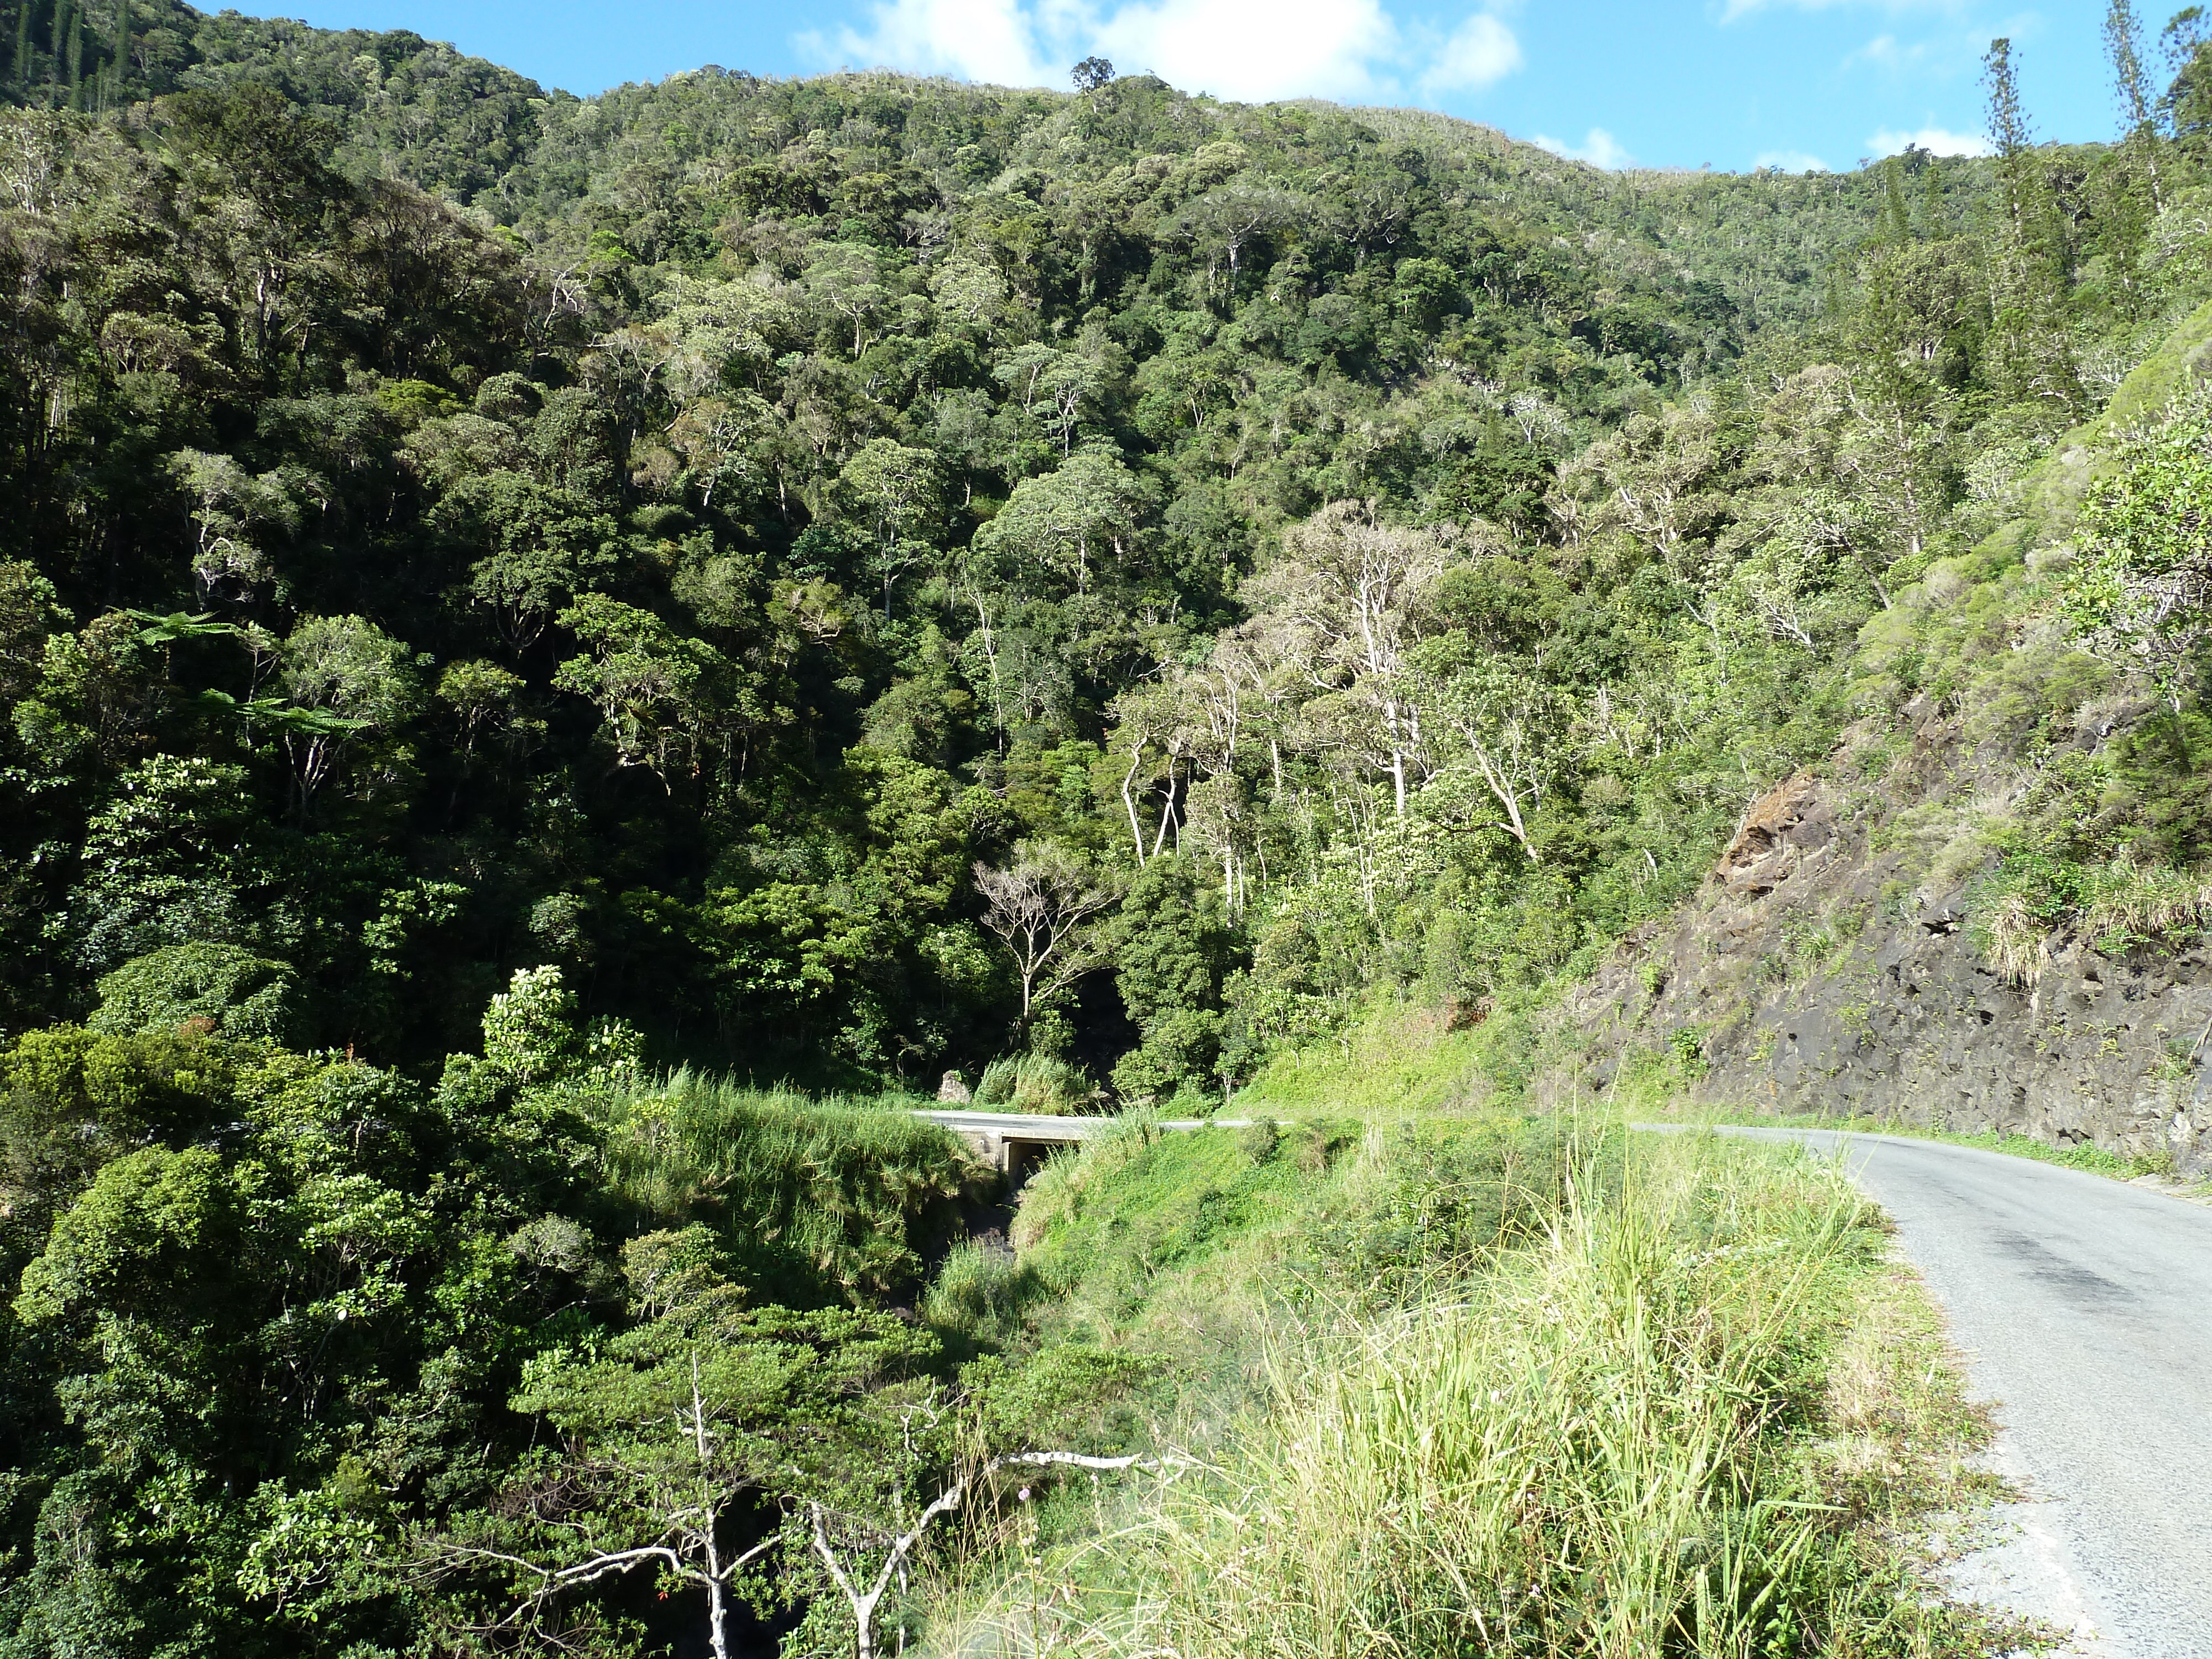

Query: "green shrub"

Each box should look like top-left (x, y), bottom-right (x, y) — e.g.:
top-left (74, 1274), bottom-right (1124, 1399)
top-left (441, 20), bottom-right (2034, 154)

top-left (89, 943), bottom-right (300, 1044)
top-left (1110, 1008), bottom-right (1225, 1106)
top-left (1233, 1118), bottom-right (1278, 1162)
top-left (479, 964), bottom-right (580, 1083)
top-left (600, 1068), bottom-right (989, 1301)
top-left (1667, 1024), bottom-right (1708, 1070)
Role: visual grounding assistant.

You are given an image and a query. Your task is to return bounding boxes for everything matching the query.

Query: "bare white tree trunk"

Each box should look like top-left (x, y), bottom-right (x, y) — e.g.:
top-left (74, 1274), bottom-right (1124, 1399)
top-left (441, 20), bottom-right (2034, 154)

top-left (1121, 742), bottom-right (1147, 864)
top-left (810, 1453), bottom-right (1183, 1659)
top-left (1151, 758), bottom-right (1178, 857)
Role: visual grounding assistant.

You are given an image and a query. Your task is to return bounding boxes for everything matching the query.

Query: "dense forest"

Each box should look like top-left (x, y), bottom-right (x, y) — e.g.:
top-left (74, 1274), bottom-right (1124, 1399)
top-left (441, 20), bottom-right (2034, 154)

top-left (8, 0), bottom-right (2212, 1651)
top-left (2, 0), bottom-right (2078, 1092)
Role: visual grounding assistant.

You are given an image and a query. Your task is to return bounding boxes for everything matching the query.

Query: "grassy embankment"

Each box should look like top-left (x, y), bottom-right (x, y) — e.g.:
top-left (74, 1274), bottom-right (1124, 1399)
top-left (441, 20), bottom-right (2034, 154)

top-left (598, 1067), bottom-right (989, 1300)
top-left (1229, 998), bottom-right (1536, 1115)
top-left (610, 1039), bottom-right (2043, 1654)
top-left (913, 1095), bottom-right (2038, 1659)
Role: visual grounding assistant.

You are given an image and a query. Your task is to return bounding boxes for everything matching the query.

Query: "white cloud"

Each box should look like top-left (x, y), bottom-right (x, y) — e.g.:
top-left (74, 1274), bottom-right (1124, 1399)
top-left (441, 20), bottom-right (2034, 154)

top-left (1869, 123), bottom-right (1990, 156)
top-left (1097, 0), bottom-right (1400, 102)
top-left (804, 0), bottom-right (1056, 85)
top-left (1532, 127), bottom-right (1633, 169)
top-left (1421, 11), bottom-right (1522, 93)
top-left (1755, 148), bottom-right (1830, 171)
top-left (1843, 25), bottom-right (2002, 80)
top-left (804, 0), bottom-right (1522, 105)
top-left (1846, 32), bottom-right (1911, 70)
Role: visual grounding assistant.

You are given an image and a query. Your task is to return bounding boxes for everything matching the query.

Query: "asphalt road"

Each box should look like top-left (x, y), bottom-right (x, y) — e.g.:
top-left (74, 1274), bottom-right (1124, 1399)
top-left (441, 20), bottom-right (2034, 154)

top-left (1643, 1128), bottom-right (2212, 1656)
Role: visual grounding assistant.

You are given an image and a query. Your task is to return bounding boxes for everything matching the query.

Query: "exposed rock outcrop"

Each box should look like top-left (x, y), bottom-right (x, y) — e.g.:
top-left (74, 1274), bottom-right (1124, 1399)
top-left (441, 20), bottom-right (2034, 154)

top-left (1567, 746), bottom-right (2212, 1175)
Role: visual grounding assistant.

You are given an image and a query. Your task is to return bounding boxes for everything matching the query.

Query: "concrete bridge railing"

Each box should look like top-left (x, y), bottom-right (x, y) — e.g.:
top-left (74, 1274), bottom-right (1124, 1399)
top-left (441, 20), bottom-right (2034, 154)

top-left (914, 1109), bottom-right (1251, 1180)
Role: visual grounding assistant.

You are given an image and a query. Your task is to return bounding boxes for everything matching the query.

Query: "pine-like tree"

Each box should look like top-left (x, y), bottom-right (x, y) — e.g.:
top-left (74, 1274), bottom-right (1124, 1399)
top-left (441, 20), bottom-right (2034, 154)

top-left (1981, 37), bottom-right (2085, 416)
top-left (2106, 0), bottom-right (2166, 207)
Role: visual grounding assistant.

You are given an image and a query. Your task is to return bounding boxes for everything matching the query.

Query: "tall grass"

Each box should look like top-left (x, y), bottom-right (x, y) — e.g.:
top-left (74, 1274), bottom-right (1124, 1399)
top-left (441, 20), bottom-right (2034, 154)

top-left (936, 1133), bottom-right (1980, 1658)
top-left (1011, 1113), bottom-right (1587, 1293)
top-left (972, 1053), bottom-right (1097, 1114)
top-left (924, 1235), bottom-right (1048, 1354)
top-left (599, 1067), bottom-right (990, 1301)
top-left (1975, 852), bottom-right (2212, 985)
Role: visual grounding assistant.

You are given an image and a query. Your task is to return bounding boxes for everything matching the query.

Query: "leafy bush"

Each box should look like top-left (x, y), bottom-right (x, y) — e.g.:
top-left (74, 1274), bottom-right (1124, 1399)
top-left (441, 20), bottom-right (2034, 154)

top-left (89, 942), bottom-right (300, 1042)
top-left (1109, 1008), bottom-right (1225, 1107)
top-left (479, 964), bottom-right (580, 1083)
top-left (600, 1068), bottom-right (989, 1301)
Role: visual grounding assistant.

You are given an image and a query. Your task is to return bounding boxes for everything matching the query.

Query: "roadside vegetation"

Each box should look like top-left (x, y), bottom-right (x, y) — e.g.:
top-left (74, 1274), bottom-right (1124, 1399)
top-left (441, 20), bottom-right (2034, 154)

top-left (9, 0), bottom-right (2212, 1647)
top-left (1664, 1104), bottom-right (2188, 1182)
top-left (0, 937), bottom-right (2043, 1655)
top-left (923, 1125), bottom-right (2034, 1659)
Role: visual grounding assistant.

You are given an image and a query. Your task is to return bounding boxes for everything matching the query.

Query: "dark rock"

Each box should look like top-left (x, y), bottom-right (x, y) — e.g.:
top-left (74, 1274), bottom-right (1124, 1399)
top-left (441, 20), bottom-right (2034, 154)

top-left (1560, 769), bottom-right (2210, 1175)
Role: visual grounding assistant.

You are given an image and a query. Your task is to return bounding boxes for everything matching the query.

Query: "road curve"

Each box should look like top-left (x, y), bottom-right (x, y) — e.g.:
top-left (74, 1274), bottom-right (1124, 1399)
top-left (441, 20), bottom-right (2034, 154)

top-left (1640, 1127), bottom-right (2212, 1656)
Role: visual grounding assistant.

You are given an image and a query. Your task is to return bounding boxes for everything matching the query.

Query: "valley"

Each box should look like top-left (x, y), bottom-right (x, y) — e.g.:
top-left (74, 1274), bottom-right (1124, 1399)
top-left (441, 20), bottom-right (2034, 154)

top-left (4, 2), bottom-right (2212, 1651)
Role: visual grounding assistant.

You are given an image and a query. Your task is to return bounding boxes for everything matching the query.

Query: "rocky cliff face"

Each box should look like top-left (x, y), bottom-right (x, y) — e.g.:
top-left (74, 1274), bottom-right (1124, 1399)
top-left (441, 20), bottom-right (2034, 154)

top-left (1562, 714), bottom-right (2212, 1176)
top-left (1550, 302), bottom-right (2212, 1177)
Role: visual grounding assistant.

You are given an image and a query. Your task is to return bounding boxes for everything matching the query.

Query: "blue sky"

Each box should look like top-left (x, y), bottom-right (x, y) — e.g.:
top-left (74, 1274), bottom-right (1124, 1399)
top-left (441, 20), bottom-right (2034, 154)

top-left (275, 0), bottom-right (2127, 173)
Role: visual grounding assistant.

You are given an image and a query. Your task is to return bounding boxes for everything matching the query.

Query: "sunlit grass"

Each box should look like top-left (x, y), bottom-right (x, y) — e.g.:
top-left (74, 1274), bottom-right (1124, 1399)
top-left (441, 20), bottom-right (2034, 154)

top-left (1653, 1099), bottom-right (2181, 1181)
top-left (926, 1130), bottom-right (2035, 1659)
top-left (597, 1066), bottom-right (990, 1300)
top-left (1232, 1000), bottom-right (1500, 1114)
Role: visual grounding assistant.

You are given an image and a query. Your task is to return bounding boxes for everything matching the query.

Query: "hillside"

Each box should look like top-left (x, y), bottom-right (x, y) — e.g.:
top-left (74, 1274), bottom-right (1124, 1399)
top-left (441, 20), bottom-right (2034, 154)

top-left (7, 2), bottom-right (2211, 1128)
top-left (0, 0), bottom-right (2041, 1099)
top-left (1560, 306), bottom-right (2212, 1176)
top-left (12, 2), bottom-right (2212, 1653)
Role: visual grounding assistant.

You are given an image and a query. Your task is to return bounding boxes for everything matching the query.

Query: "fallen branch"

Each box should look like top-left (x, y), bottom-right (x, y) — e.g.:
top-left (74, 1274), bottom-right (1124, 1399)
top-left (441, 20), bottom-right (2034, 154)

top-left (810, 1450), bottom-right (1191, 1659)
